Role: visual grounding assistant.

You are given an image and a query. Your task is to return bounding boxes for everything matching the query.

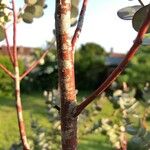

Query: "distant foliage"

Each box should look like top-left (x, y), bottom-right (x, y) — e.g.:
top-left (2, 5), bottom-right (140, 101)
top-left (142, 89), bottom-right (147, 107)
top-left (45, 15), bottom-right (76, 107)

top-left (0, 55), bottom-right (24, 95)
top-left (118, 46), bottom-right (150, 88)
top-left (75, 42), bottom-right (107, 90)
top-left (90, 85), bottom-right (150, 150)
top-left (21, 49), bottom-right (58, 93)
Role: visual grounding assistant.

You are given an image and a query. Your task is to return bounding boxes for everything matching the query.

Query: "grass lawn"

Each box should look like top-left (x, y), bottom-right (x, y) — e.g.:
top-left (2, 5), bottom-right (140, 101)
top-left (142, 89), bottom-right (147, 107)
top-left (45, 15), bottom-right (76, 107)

top-left (79, 134), bottom-right (113, 150)
top-left (0, 93), bottom-right (50, 149)
top-left (0, 92), bottom-right (114, 149)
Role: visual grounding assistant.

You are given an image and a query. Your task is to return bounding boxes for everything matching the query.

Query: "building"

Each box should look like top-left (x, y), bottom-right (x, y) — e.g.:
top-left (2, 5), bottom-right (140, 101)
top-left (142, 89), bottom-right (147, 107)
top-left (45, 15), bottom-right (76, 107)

top-left (105, 51), bottom-right (126, 75)
top-left (0, 45), bottom-right (35, 67)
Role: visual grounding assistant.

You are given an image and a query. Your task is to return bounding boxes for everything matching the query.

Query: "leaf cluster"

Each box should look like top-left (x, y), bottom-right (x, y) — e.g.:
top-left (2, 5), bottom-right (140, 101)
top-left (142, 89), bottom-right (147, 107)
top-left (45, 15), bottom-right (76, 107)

top-left (22, 0), bottom-right (46, 23)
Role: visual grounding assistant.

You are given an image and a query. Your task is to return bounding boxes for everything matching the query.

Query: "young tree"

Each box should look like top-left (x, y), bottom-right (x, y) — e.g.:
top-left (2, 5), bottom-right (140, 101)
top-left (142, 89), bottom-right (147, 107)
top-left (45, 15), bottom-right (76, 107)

top-left (0, 0), bottom-right (150, 150)
top-left (0, 0), bottom-right (50, 149)
top-left (55, 0), bottom-right (150, 150)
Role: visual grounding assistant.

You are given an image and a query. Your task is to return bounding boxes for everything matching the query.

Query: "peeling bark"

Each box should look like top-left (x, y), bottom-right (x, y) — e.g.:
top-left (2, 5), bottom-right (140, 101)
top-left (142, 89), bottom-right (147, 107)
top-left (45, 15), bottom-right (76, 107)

top-left (55, 0), bottom-right (77, 149)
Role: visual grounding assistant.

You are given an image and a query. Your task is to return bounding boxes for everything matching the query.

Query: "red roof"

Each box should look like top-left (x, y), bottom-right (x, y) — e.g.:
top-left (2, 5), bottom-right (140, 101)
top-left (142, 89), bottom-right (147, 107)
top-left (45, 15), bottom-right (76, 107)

top-left (0, 45), bottom-right (34, 56)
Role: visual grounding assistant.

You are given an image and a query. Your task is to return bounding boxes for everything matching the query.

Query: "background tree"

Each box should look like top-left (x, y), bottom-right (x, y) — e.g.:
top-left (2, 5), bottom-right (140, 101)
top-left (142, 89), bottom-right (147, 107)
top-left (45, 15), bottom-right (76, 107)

top-left (118, 45), bottom-right (150, 88)
top-left (75, 42), bottom-right (107, 90)
top-left (21, 49), bottom-right (58, 93)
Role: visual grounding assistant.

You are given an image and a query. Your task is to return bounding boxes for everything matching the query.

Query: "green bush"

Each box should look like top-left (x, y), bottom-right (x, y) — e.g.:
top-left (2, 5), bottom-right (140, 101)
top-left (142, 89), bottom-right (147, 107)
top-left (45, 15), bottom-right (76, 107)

top-left (118, 46), bottom-right (150, 88)
top-left (0, 55), bottom-right (25, 95)
top-left (21, 50), bottom-right (58, 93)
top-left (75, 43), bottom-right (107, 90)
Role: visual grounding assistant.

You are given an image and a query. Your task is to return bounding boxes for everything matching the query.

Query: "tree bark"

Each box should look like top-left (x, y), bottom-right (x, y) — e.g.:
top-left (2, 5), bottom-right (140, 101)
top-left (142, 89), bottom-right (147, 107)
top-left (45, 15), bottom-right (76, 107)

top-left (12, 1), bottom-right (30, 149)
top-left (55, 0), bottom-right (77, 149)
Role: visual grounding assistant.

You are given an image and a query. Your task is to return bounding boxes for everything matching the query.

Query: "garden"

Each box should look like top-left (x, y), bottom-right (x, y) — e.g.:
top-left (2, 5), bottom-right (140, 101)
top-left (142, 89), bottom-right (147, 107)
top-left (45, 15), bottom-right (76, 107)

top-left (0, 0), bottom-right (150, 150)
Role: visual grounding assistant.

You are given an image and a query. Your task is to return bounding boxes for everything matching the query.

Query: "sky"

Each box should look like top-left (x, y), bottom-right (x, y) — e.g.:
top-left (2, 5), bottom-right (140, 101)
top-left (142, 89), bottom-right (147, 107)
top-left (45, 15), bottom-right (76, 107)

top-left (1, 0), bottom-right (150, 53)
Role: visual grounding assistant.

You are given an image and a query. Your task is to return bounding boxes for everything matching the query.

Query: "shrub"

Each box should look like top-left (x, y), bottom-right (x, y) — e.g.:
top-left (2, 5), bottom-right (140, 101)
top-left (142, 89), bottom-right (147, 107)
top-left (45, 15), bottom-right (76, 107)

top-left (0, 55), bottom-right (25, 95)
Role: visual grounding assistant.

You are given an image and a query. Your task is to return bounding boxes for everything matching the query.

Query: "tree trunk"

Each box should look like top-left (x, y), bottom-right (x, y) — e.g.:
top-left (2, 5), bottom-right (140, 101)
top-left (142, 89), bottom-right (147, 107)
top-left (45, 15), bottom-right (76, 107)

top-left (55, 0), bottom-right (77, 149)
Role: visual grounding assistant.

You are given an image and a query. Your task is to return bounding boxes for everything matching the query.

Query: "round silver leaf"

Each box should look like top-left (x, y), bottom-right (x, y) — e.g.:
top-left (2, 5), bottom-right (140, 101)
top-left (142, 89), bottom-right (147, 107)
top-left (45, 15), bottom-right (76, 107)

top-left (117, 5), bottom-right (142, 20)
top-left (24, 0), bottom-right (37, 5)
top-left (71, 0), bottom-right (80, 7)
top-left (24, 5), bottom-right (35, 14)
top-left (71, 5), bottom-right (79, 18)
top-left (22, 12), bottom-right (34, 23)
top-left (33, 5), bottom-right (44, 18)
top-left (71, 17), bottom-right (77, 27)
top-left (132, 4), bottom-right (150, 33)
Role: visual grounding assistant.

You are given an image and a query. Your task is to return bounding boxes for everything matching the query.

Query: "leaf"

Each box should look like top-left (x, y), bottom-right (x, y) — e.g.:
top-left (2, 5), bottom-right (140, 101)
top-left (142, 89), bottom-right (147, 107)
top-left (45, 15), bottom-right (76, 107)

top-left (22, 12), bottom-right (34, 23)
top-left (72, 0), bottom-right (80, 7)
top-left (33, 5), bottom-right (43, 18)
top-left (117, 5), bottom-right (142, 20)
top-left (126, 125), bottom-right (138, 135)
top-left (131, 136), bottom-right (142, 144)
top-left (143, 132), bottom-right (150, 142)
top-left (24, 0), bottom-right (37, 5)
top-left (71, 17), bottom-right (77, 27)
top-left (0, 11), bottom-right (5, 17)
top-left (0, 25), bottom-right (5, 42)
top-left (71, 5), bottom-right (78, 18)
top-left (70, 0), bottom-right (80, 27)
top-left (132, 4), bottom-right (150, 33)
top-left (24, 5), bottom-right (35, 14)
top-left (4, 15), bottom-right (9, 22)
top-left (137, 127), bottom-right (146, 137)
top-left (36, 0), bottom-right (45, 7)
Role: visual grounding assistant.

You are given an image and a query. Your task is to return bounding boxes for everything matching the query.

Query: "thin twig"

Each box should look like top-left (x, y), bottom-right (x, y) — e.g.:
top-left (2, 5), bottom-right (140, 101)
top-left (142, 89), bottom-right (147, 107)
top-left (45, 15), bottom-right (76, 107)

top-left (138, 0), bottom-right (144, 6)
top-left (5, 6), bottom-right (13, 11)
top-left (53, 105), bottom-right (61, 112)
top-left (5, 4), bottom-right (27, 30)
top-left (0, 63), bottom-right (15, 79)
top-left (12, 1), bottom-right (17, 63)
top-left (20, 38), bottom-right (55, 80)
top-left (4, 28), bottom-right (14, 65)
top-left (71, 0), bottom-right (88, 51)
top-left (73, 7), bottom-right (150, 117)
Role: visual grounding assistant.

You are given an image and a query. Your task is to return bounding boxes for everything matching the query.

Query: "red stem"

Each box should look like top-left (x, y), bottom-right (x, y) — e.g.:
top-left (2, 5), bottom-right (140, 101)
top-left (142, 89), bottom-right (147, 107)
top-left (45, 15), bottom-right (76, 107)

top-left (4, 28), bottom-right (14, 65)
top-left (12, 0), bottom-right (30, 149)
top-left (0, 63), bottom-right (15, 79)
top-left (71, 0), bottom-right (88, 51)
top-left (73, 7), bottom-right (150, 117)
top-left (12, 1), bottom-right (17, 63)
top-left (20, 38), bottom-right (55, 80)
top-left (138, 0), bottom-right (144, 6)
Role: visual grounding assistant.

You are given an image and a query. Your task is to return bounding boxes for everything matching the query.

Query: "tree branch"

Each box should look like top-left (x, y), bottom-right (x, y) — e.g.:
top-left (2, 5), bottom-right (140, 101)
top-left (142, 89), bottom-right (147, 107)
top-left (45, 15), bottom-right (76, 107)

top-left (5, 6), bottom-right (13, 11)
top-left (138, 0), bottom-right (144, 6)
top-left (0, 63), bottom-right (15, 79)
top-left (53, 105), bottom-right (61, 112)
top-left (71, 0), bottom-right (88, 51)
top-left (20, 38), bottom-right (55, 80)
top-left (12, 0), bottom-right (30, 149)
top-left (4, 28), bottom-right (14, 65)
top-left (73, 7), bottom-right (150, 117)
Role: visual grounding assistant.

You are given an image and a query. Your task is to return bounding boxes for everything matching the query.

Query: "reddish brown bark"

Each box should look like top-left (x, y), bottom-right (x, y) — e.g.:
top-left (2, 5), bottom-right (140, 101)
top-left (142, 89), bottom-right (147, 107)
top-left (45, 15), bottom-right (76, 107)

top-left (55, 0), bottom-right (77, 149)
top-left (72, 0), bottom-right (88, 51)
